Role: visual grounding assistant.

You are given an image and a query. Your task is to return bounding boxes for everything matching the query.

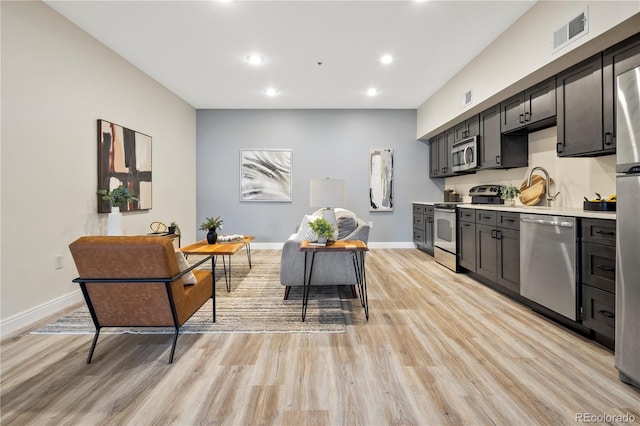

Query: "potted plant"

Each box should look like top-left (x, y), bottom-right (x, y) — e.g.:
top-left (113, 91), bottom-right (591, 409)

top-left (308, 217), bottom-right (336, 245)
top-left (501, 185), bottom-right (520, 206)
top-left (169, 221), bottom-right (180, 235)
top-left (97, 186), bottom-right (138, 235)
top-left (200, 216), bottom-right (223, 244)
top-left (97, 186), bottom-right (138, 210)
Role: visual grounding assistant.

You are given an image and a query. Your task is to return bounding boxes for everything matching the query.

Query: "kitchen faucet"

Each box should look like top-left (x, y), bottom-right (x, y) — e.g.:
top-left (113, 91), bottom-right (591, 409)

top-left (527, 166), bottom-right (559, 207)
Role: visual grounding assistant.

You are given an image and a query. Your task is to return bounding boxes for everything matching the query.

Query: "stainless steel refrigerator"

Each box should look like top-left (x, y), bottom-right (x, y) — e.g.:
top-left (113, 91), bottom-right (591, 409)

top-left (615, 65), bottom-right (640, 389)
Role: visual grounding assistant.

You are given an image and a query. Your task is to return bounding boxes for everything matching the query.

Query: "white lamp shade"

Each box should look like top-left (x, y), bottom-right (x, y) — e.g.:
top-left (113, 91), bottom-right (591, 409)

top-left (310, 178), bottom-right (346, 208)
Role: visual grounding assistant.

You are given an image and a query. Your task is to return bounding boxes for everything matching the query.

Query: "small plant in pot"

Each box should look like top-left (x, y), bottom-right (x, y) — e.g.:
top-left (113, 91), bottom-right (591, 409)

top-left (200, 216), bottom-right (223, 244)
top-left (501, 185), bottom-right (520, 206)
top-left (97, 186), bottom-right (138, 211)
top-left (308, 217), bottom-right (336, 245)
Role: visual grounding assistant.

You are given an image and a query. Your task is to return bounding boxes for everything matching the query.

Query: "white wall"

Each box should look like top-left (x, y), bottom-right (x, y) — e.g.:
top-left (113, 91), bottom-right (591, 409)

top-left (444, 127), bottom-right (617, 208)
top-left (0, 1), bottom-right (197, 336)
top-left (418, 1), bottom-right (640, 139)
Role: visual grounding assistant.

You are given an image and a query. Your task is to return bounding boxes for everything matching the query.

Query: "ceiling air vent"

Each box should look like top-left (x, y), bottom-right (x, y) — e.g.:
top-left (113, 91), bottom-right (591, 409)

top-left (460, 90), bottom-right (472, 109)
top-left (553, 8), bottom-right (588, 53)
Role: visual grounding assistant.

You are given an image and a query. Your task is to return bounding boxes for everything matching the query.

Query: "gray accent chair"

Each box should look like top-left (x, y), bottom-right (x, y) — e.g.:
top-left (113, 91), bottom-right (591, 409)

top-left (279, 209), bottom-right (370, 299)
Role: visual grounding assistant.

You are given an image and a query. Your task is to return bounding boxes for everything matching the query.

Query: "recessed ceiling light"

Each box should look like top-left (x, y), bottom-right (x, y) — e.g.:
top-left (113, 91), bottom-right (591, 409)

top-left (380, 54), bottom-right (393, 65)
top-left (264, 87), bottom-right (279, 97)
top-left (367, 88), bottom-right (378, 97)
top-left (246, 54), bottom-right (264, 65)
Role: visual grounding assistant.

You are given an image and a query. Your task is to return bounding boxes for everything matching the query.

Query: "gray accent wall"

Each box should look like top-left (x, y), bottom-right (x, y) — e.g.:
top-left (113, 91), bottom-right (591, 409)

top-left (196, 109), bottom-right (443, 244)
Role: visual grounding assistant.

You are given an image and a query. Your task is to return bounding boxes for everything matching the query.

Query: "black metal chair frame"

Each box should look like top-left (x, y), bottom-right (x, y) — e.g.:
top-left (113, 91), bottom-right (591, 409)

top-left (72, 255), bottom-right (213, 364)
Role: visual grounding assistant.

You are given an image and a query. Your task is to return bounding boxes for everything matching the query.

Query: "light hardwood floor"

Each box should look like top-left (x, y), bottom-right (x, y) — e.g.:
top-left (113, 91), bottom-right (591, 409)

top-left (2, 249), bottom-right (639, 425)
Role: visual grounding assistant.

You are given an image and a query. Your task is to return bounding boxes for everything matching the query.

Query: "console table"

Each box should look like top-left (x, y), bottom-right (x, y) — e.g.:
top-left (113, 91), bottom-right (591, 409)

top-left (299, 240), bottom-right (369, 322)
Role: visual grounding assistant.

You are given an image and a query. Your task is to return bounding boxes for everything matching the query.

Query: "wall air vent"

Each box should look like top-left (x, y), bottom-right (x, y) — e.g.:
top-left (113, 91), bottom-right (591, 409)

top-left (460, 90), bottom-right (472, 109)
top-left (553, 7), bottom-right (588, 53)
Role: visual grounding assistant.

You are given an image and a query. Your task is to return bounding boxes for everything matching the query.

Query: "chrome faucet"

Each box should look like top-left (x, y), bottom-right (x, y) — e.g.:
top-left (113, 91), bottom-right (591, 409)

top-left (527, 166), bottom-right (559, 207)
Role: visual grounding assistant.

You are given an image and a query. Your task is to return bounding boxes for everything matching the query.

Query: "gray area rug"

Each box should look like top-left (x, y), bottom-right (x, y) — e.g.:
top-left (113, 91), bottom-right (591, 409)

top-left (32, 251), bottom-right (346, 334)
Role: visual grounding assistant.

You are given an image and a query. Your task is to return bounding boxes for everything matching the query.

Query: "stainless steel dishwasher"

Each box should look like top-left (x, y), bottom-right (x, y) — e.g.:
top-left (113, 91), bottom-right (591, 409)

top-left (520, 214), bottom-right (578, 320)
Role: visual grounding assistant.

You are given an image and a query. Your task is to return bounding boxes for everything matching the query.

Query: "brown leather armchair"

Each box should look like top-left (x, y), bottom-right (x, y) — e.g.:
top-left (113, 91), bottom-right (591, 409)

top-left (69, 236), bottom-right (214, 363)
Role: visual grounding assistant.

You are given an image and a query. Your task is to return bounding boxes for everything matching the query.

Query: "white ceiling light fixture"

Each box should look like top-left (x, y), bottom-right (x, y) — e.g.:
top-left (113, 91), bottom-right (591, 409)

top-left (367, 88), bottom-right (378, 97)
top-left (380, 54), bottom-right (393, 65)
top-left (264, 87), bottom-right (279, 97)
top-left (246, 54), bottom-right (264, 65)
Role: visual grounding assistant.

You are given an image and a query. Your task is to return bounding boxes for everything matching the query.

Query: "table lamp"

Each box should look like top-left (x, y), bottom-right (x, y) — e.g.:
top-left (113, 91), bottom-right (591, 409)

top-left (310, 178), bottom-right (346, 238)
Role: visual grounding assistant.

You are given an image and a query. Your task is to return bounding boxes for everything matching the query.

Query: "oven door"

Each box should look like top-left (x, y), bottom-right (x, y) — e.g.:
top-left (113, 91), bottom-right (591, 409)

top-left (434, 207), bottom-right (456, 254)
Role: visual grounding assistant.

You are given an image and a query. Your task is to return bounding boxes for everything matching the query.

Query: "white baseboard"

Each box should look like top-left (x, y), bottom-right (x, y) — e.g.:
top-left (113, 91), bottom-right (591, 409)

top-left (0, 290), bottom-right (83, 338)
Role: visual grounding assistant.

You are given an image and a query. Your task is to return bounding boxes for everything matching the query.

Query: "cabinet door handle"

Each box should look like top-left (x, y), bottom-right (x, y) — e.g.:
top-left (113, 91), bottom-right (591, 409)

top-left (481, 215), bottom-right (492, 220)
top-left (495, 155), bottom-right (500, 164)
top-left (495, 230), bottom-right (502, 240)
top-left (604, 132), bottom-right (613, 146)
top-left (524, 111), bottom-right (530, 122)
top-left (556, 142), bottom-right (563, 153)
top-left (519, 114), bottom-right (525, 124)
top-left (490, 229), bottom-right (496, 238)
top-left (596, 265), bottom-right (615, 272)
top-left (598, 310), bottom-right (615, 319)
top-left (595, 230), bottom-right (615, 236)
top-left (504, 218), bottom-right (515, 223)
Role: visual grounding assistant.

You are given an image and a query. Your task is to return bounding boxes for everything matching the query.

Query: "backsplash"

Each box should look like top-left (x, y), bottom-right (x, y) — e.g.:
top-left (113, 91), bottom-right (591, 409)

top-left (444, 126), bottom-right (617, 207)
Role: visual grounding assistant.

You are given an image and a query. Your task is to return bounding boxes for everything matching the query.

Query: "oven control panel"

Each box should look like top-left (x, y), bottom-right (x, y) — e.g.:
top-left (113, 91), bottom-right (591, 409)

top-left (469, 185), bottom-right (504, 197)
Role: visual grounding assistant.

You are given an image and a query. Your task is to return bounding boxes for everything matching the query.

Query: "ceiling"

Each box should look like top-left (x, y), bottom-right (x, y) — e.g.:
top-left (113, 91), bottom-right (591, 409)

top-left (44, 1), bottom-right (537, 109)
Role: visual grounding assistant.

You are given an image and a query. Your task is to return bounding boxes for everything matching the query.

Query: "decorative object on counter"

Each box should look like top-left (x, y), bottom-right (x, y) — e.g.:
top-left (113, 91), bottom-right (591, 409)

top-left (501, 185), bottom-right (520, 206)
top-left (240, 149), bottom-right (292, 202)
top-left (583, 193), bottom-right (616, 211)
top-left (149, 221), bottom-right (168, 234)
top-left (97, 119), bottom-right (152, 213)
top-left (519, 175), bottom-right (554, 206)
top-left (307, 216), bottom-right (336, 246)
top-left (369, 148), bottom-right (394, 211)
top-left (98, 186), bottom-right (139, 236)
top-left (444, 189), bottom-right (461, 202)
top-left (200, 216), bottom-right (223, 244)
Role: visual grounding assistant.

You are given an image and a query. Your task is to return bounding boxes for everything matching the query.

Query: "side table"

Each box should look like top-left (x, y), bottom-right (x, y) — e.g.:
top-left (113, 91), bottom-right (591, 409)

top-left (299, 240), bottom-right (369, 322)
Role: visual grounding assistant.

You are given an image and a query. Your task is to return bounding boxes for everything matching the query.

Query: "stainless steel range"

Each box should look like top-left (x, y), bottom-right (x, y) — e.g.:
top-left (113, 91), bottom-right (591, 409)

top-left (434, 185), bottom-right (507, 272)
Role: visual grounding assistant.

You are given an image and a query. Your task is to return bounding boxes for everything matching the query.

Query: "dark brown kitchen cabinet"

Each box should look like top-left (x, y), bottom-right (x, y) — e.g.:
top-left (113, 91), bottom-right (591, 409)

top-left (501, 77), bottom-right (556, 133)
top-left (429, 128), bottom-right (456, 178)
top-left (458, 208), bottom-right (476, 271)
top-left (454, 115), bottom-right (479, 142)
top-left (476, 210), bottom-right (520, 293)
top-left (580, 218), bottom-right (616, 349)
top-left (556, 54), bottom-right (608, 157)
top-left (479, 104), bottom-right (528, 170)
top-left (413, 204), bottom-right (434, 256)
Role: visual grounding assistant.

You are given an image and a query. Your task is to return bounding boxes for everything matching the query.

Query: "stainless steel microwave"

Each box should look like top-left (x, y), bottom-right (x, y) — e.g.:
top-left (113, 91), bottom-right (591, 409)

top-left (451, 136), bottom-right (478, 172)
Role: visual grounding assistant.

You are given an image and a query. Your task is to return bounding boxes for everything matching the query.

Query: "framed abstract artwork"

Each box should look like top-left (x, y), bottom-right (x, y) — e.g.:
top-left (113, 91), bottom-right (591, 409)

top-left (97, 119), bottom-right (152, 213)
top-left (240, 149), bottom-right (292, 202)
top-left (369, 148), bottom-right (394, 211)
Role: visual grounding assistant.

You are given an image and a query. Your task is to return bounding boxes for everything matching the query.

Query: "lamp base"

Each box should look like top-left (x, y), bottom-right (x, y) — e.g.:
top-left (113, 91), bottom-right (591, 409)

top-left (318, 207), bottom-right (339, 240)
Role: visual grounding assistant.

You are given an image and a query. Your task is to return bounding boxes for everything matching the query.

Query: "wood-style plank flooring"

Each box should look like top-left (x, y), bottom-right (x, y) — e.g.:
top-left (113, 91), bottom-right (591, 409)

top-left (2, 249), bottom-right (639, 425)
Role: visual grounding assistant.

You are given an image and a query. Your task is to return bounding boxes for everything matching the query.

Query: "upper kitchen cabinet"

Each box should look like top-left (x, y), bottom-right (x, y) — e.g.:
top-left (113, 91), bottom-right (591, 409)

top-left (500, 76), bottom-right (557, 133)
top-left (479, 104), bottom-right (528, 170)
top-left (556, 54), bottom-right (607, 157)
top-left (603, 33), bottom-right (640, 153)
top-left (454, 114), bottom-right (479, 142)
top-left (429, 128), bottom-right (456, 178)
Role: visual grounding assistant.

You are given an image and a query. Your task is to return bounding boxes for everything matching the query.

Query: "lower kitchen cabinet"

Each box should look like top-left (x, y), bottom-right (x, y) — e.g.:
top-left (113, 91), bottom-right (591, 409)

top-left (458, 208), bottom-right (476, 271)
top-left (580, 218), bottom-right (616, 348)
top-left (413, 204), bottom-right (434, 255)
top-left (476, 210), bottom-right (520, 293)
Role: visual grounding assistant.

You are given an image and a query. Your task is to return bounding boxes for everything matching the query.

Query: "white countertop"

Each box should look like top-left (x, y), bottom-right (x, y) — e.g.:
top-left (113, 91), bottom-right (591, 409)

top-left (413, 201), bottom-right (616, 220)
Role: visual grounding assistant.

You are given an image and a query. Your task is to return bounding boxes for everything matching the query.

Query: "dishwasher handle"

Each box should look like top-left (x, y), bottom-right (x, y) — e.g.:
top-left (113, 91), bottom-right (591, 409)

top-left (520, 217), bottom-right (574, 228)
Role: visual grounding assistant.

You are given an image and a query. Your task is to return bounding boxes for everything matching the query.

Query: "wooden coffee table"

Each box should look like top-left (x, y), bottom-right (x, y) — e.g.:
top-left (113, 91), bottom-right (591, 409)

top-left (299, 240), bottom-right (369, 322)
top-left (180, 236), bottom-right (254, 293)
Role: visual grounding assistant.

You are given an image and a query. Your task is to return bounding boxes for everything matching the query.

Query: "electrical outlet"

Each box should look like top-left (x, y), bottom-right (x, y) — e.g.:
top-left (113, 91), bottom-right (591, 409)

top-left (368, 221), bottom-right (374, 229)
top-left (55, 255), bottom-right (63, 269)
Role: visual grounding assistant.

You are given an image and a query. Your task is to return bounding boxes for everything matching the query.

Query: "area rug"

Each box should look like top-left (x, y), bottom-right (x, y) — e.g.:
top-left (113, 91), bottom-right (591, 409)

top-left (31, 250), bottom-right (346, 334)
